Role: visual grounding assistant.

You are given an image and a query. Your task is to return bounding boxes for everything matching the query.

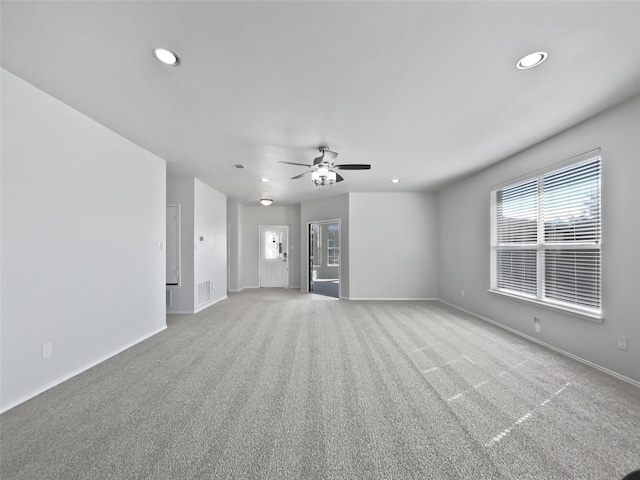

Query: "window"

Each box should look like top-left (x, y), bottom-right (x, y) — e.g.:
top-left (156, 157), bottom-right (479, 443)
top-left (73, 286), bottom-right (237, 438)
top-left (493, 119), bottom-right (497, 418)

top-left (491, 152), bottom-right (601, 316)
top-left (327, 224), bottom-right (340, 266)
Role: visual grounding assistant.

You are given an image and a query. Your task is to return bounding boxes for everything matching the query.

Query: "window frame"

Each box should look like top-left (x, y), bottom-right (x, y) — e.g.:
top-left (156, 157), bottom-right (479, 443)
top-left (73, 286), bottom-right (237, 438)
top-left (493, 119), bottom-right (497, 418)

top-left (490, 149), bottom-right (603, 321)
top-left (326, 224), bottom-right (340, 267)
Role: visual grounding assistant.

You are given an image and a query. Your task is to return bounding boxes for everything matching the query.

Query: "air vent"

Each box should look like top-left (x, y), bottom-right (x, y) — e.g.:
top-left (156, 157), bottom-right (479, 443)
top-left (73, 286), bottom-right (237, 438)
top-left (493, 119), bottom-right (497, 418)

top-left (233, 164), bottom-right (247, 169)
top-left (197, 281), bottom-right (211, 305)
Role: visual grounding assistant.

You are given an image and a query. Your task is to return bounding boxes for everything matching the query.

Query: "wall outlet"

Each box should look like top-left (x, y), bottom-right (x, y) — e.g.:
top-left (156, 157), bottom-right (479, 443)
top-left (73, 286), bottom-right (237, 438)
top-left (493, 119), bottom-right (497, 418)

top-left (534, 317), bottom-right (541, 333)
top-left (461, 290), bottom-right (465, 297)
top-left (617, 336), bottom-right (628, 351)
top-left (42, 342), bottom-right (53, 358)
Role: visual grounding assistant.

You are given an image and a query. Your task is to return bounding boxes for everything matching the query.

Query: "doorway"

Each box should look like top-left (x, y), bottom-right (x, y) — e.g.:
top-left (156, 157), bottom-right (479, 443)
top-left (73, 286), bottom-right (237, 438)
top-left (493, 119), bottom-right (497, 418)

top-left (259, 225), bottom-right (289, 288)
top-left (308, 220), bottom-right (340, 298)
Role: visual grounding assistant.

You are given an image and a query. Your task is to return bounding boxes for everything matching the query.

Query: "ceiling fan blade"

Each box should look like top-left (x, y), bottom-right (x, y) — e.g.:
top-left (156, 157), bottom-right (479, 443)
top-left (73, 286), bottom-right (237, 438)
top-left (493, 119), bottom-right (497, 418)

top-left (291, 171), bottom-right (313, 180)
top-left (334, 164), bottom-right (371, 170)
top-left (323, 150), bottom-right (339, 161)
top-left (279, 161), bottom-right (313, 167)
top-left (313, 155), bottom-right (324, 165)
top-left (335, 172), bottom-right (345, 183)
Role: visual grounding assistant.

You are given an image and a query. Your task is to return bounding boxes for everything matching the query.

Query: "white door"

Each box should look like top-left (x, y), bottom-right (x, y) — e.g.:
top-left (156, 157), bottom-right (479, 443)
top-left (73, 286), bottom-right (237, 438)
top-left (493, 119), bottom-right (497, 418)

top-left (259, 225), bottom-right (289, 288)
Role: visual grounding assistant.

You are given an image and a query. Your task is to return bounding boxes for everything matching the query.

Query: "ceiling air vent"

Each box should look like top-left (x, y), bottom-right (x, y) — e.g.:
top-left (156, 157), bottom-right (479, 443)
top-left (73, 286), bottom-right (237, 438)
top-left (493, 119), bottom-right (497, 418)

top-left (233, 164), bottom-right (247, 169)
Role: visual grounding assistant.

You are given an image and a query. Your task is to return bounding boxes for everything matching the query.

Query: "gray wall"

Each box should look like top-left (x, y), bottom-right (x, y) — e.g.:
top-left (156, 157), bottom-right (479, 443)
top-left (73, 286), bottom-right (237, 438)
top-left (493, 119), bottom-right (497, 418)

top-left (1, 69), bottom-right (167, 411)
top-left (350, 192), bottom-right (439, 299)
top-left (437, 96), bottom-right (640, 383)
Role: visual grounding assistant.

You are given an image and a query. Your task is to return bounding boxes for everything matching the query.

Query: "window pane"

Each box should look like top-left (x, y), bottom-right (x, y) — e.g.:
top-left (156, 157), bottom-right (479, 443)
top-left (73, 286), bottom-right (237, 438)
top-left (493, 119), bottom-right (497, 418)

top-left (545, 249), bottom-right (600, 309)
top-left (496, 249), bottom-right (537, 296)
top-left (543, 159), bottom-right (601, 243)
top-left (496, 179), bottom-right (538, 244)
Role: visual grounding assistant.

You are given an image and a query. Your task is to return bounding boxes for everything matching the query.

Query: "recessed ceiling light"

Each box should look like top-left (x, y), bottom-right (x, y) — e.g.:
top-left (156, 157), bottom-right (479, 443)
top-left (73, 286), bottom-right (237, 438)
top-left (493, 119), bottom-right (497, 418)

top-left (153, 48), bottom-right (181, 66)
top-left (391, 178), bottom-right (400, 183)
top-left (516, 52), bottom-right (547, 70)
top-left (260, 198), bottom-right (273, 206)
top-left (261, 178), bottom-right (271, 183)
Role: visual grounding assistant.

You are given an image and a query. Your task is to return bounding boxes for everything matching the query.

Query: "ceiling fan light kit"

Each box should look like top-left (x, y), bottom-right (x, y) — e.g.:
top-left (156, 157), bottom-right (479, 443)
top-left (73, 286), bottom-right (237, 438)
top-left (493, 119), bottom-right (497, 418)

top-left (312, 168), bottom-right (337, 187)
top-left (279, 146), bottom-right (371, 187)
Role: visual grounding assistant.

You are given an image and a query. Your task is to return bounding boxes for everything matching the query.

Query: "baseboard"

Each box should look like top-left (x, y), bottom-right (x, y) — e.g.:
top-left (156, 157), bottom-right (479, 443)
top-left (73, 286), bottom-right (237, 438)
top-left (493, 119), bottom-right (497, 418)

top-left (346, 297), bottom-right (439, 301)
top-left (194, 295), bottom-right (227, 313)
top-left (0, 325), bottom-right (167, 414)
top-left (438, 299), bottom-right (640, 389)
top-left (288, 286), bottom-right (301, 289)
top-left (228, 286), bottom-right (260, 293)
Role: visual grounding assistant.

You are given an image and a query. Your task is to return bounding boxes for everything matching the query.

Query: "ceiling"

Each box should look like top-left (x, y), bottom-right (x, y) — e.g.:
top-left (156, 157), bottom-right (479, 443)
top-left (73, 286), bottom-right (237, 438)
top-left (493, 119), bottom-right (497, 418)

top-left (2, 1), bottom-right (639, 205)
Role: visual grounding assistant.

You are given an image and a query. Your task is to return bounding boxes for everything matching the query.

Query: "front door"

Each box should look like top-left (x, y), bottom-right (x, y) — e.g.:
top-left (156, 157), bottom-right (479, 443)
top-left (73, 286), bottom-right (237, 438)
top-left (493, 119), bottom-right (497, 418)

top-left (259, 225), bottom-right (289, 288)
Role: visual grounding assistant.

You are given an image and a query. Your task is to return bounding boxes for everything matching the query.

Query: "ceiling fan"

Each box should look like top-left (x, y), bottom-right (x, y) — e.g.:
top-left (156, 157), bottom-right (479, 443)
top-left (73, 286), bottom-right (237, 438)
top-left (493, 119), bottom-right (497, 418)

top-left (279, 146), bottom-right (371, 186)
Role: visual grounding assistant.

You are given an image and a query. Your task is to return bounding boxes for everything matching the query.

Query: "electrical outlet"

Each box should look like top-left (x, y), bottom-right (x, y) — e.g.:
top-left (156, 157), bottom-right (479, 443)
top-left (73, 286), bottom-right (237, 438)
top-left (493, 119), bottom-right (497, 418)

top-left (534, 317), bottom-right (541, 333)
top-left (461, 290), bottom-right (465, 297)
top-left (617, 336), bottom-right (628, 351)
top-left (42, 342), bottom-right (53, 358)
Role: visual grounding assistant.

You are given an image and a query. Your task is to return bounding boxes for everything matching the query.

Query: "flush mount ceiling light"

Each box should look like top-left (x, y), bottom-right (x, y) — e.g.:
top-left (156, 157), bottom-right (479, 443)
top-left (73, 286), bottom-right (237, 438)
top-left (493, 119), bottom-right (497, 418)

top-left (259, 198), bottom-right (273, 206)
top-left (153, 48), bottom-right (181, 66)
top-left (516, 51), bottom-right (547, 70)
top-left (261, 178), bottom-right (271, 183)
top-left (391, 178), bottom-right (400, 183)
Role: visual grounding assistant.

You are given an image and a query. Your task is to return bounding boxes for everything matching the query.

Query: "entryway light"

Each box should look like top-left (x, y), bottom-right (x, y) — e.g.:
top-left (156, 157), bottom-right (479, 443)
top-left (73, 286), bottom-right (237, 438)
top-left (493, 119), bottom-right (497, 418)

top-left (260, 198), bottom-right (273, 206)
top-left (516, 52), bottom-right (547, 70)
top-left (153, 48), bottom-right (181, 66)
top-left (391, 178), bottom-right (400, 183)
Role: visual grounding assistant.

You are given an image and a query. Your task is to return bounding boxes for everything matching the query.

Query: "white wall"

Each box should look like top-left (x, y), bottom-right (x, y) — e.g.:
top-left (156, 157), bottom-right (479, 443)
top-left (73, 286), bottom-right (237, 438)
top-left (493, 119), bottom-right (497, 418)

top-left (1, 69), bottom-right (167, 411)
top-left (349, 192), bottom-right (439, 300)
top-left (194, 178), bottom-right (227, 310)
top-left (438, 96), bottom-right (640, 383)
top-left (166, 175), bottom-right (195, 313)
top-left (167, 176), bottom-right (227, 312)
top-left (301, 194), bottom-right (350, 297)
top-left (226, 203), bottom-right (301, 290)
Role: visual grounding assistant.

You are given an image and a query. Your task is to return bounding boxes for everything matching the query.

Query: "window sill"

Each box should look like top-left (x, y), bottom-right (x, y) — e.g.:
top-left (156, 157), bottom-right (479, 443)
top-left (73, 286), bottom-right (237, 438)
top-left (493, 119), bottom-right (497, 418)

top-left (488, 289), bottom-right (604, 323)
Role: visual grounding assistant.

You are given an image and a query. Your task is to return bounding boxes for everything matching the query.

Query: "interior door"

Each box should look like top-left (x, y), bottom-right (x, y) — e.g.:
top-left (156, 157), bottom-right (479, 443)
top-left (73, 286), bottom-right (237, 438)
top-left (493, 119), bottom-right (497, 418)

top-left (259, 225), bottom-right (289, 288)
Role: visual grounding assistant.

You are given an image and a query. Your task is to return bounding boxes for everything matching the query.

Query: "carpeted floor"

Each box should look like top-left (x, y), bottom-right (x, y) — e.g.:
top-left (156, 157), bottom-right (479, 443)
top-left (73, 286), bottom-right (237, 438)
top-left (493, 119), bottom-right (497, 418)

top-left (1, 289), bottom-right (639, 479)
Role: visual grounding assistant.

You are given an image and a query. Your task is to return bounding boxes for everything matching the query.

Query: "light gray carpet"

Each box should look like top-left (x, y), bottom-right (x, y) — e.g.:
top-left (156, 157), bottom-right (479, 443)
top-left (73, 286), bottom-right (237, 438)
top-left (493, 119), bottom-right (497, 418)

top-left (1, 289), bottom-right (639, 479)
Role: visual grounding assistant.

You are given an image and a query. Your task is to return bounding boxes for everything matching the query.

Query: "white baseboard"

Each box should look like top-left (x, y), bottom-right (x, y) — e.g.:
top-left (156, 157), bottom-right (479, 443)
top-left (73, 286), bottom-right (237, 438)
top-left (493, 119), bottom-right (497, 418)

top-left (346, 297), bottom-right (438, 301)
top-left (0, 325), bottom-right (167, 414)
top-left (438, 299), bottom-right (640, 389)
top-left (194, 295), bottom-right (227, 313)
top-left (228, 286), bottom-right (259, 292)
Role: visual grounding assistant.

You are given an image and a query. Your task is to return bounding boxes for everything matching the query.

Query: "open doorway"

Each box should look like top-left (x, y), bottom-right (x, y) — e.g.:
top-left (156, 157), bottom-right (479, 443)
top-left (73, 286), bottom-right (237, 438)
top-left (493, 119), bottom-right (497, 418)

top-left (308, 220), bottom-right (340, 298)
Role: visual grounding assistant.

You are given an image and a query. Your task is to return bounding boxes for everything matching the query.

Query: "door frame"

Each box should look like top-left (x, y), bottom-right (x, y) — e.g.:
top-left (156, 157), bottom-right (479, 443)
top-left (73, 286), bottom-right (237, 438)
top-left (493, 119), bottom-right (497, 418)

top-left (258, 224), bottom-right (290, 288)
top-left (306, 218), bottom-right (341, 298)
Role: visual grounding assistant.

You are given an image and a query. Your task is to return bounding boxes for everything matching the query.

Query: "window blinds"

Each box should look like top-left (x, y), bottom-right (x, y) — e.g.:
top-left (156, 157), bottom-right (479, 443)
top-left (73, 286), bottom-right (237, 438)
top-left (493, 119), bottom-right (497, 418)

top-left (492, 155), bottom-right (601, 313)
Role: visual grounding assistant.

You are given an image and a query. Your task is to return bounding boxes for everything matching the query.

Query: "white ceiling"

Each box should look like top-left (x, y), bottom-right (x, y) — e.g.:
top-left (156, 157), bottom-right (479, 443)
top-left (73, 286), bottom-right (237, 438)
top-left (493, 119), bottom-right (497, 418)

top-left (2, 1), bottom-right (639, 205)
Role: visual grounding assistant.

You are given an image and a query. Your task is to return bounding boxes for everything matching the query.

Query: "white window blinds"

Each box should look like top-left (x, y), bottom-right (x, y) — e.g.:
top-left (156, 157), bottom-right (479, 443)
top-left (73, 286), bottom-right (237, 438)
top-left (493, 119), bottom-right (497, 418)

top-left (491, 153), bottom-right (601, 315)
